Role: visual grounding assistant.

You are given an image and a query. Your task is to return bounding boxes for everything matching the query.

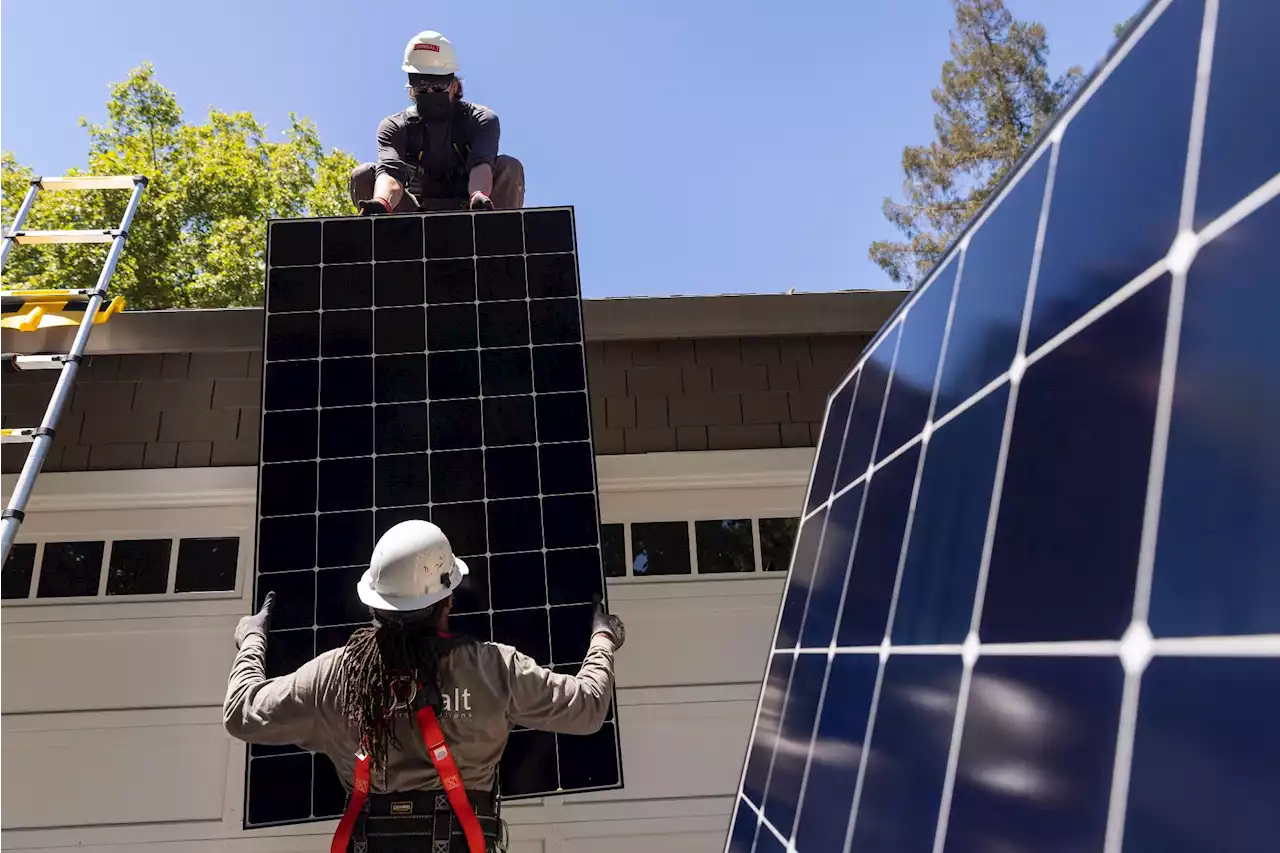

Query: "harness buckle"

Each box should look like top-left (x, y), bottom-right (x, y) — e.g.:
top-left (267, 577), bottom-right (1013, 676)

top-left (386, 677), bottom-right (419, 714)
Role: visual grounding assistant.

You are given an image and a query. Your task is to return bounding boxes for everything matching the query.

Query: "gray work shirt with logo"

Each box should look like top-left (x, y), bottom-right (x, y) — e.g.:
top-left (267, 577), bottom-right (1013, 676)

top-left (223, 631), bottom-right (615, 794)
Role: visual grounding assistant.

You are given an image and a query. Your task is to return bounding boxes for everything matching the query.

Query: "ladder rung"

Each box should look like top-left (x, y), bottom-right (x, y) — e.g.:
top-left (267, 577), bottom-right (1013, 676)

top-left (2, 288), bottom-right (94, 304)
top-left (1, 429), bottom-right (38, 445)
top-left (8, 350), bottom-right (74, 368)
top-left (35, 175), bottom-right (142, 192)
top-left (0, 295), bottom-right (125, 332)
top-left (9, 229), bottom-right (120, 245)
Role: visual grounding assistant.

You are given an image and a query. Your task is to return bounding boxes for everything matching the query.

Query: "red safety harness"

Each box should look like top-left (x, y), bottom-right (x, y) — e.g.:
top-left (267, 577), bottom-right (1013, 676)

top-left (330, 639), bottom-right (488, 853)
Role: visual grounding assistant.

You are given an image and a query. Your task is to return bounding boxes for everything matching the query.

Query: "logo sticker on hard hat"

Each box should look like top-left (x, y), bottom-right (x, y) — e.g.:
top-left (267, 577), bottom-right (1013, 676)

top-left (414, 43), bottom-right (440, 52)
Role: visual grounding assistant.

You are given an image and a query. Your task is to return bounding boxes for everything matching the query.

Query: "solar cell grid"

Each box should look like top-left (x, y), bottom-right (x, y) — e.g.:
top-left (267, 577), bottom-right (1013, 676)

top-left (247, 206), bottom-right (623, 828)
top-left (729, 1), bottom-right (1280, 850)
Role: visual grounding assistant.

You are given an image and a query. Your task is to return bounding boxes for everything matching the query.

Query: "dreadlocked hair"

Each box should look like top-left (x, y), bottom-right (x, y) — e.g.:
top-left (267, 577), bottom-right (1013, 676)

top-left (336, 602), bottom-right (449, 773)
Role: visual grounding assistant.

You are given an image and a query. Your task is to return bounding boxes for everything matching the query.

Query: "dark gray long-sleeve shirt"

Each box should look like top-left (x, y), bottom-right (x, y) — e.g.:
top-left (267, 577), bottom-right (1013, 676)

top-left (375, 101), bottom-right (500, 200)
top-left (223, 632), bottom-right (615, 794)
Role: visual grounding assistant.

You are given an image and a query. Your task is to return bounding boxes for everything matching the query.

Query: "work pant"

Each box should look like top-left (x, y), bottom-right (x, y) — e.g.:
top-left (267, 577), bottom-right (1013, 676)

top-left (349, 155), bottom-right (526, 212)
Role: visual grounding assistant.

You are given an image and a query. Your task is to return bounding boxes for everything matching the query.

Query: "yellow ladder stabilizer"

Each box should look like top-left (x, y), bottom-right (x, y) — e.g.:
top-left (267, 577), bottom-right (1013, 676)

top-left (0, 295), bottom-right (125, 332)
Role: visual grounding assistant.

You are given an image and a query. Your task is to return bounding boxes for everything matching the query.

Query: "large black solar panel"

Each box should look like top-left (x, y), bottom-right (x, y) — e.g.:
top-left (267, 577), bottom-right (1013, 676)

top-left (247, 206), bottom-right (623, 828)
top-left (729, 0), bottom-right (1280, 850)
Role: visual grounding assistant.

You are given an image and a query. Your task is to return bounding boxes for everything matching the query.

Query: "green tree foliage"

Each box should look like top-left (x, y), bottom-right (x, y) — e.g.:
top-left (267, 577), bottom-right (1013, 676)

top-left (1, 64), bottom-right (357, 308)
top-left (869, 0), bottom-right (1083, 286)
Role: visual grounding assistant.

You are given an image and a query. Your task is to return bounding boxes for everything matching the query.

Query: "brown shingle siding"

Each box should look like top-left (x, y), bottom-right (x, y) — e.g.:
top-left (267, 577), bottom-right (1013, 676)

top-left (585, 341), bottom-right (605, 375)
top-left (789, 391), bottom-right (827, 423)
top-left (778, 337), bottom-right (811, 365)
top-left (624, 427), bottom-right (677, 453)
top-left (81, 409), bottom-right (160, 444)
top-left (810, 334), bottom-right (867, 365)
top-left (144, 442), bottom-right (179, 469)
top-left (694, 338), bottom-right (741, 366)
top-left (2, 445), bottom-right (29, 474)
top-left (781, 423), bottom-right (812, 447)
top-left (211, 436), bottom-right (258, 466)
top-left (161, 352), bottom-right (191, 379)
top-left (635, 396), bottom-right (667, 428)
top-left (740, 337), bottom-right (781, 365)
top-left (593, 427), bottom-right (625, 455)
top-left (629, 340), bottom-right (660, 366)
top-left (588, 364), bottom-right (627, 397)
top-left (177, 441), bottom-right (214, 467)
top-left (53, 445), bottom-right (91, 472)
top-left (212, 378), bottom-right (261, 409)
top-left (189, 351), bottom-right (251, 380)
top-left (590, 395), bottom-right (608, 431)
top-left (657, 339), bottom-right (695, 366)
top-left (117, 353), bottom-right (165, 381)
top-left (81, 355), bottom-right (121, 380)
top-left (669, 394), bottom-right (742, 427)
top-left (709, 424), bottom-right (781, 451)
top-left (676, 426), bottom-right (708, 451)
top-left (606, 397), bottom-right (636, 429)
top-left (1, 328), bottom-right (840, 472)
top-left (712, 364), bottom-right (768, 394)
top-left (767, 363), bottom-right (801, 392)
top-left (742, 392), bottom-right (791, 424)
top-left (682, 365), bottom-right (712, 395)
top-left (133, 379), bottom-right (214, 412)
top-left (603, 341), bottom-right (633, 367)
top-left (71, 382), bottom-right (136, 413)
top-left (237, 408), bottom-right (261, 444)
top-left (89, 443), bottom-right (146, 470)
top-left (5, 381), bottom-right (58, 419)
top-left (158, 408), bottom-right (239, 443)
top-left (798, 361), bottom-right (850, 393)
top-left (627, 366), bottom-right (682, 397)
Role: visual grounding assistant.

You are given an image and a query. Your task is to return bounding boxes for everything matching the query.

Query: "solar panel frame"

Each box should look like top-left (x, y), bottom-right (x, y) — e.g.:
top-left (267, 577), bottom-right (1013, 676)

top-left (245, 205), bottom-right (625, 829)
top-left (728, 0), bottom-right (1280, 849)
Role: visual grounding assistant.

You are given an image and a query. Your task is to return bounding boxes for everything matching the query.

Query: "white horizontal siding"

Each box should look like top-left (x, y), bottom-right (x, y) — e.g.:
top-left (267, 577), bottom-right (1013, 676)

top-left (0, 449), bottom-right (805, 853)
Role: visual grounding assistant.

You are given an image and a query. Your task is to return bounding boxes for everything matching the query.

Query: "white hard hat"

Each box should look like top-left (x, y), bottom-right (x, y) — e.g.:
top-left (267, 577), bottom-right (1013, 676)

top-left (402, 30), bottom-right (459, 76)
top-left (357, 520), bottom-right (469, 612)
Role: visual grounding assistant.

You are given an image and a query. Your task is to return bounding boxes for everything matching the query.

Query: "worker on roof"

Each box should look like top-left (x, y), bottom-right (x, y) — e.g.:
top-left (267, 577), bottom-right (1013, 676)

top-left (223, 519), bottom-right (624, 853)
top-left (351, 30), bottom-right (525, 215)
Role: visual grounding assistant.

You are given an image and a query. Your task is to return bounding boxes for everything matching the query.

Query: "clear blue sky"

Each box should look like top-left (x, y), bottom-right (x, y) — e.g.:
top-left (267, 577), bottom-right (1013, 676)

top-left (1, 0), bottom-right (1142, 299)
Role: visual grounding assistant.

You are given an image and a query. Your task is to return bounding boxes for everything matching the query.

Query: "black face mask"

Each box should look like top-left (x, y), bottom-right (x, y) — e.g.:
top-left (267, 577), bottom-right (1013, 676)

top-left (413, 90), bottom-right (453, 121)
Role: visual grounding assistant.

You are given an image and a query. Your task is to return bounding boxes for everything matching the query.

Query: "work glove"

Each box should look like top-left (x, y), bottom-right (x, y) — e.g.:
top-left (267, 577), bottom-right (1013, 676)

top-left (358, 198), bottom-right (392, 216)
top-left (590, 594), bottom-right (625, 650)
top-left (468, 191), bottom-right (495, 211)
top-left (235, 591), bottom-right (275, 649)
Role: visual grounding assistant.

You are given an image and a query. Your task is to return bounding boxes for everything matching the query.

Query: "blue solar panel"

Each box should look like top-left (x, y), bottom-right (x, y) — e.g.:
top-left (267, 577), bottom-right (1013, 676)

top-left (728, 1), bottom-right (1280, 850)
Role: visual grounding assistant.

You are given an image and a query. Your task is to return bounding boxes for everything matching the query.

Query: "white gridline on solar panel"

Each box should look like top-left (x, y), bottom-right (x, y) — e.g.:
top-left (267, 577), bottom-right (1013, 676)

top-left (259, 446), bottom-right (594, 465)
top-left (260, 389), bottom-right (589, 412)
top-left (266, 213), bottom-right (578, 265)
top-left (726, 0), bottom-right (1280, 850)
top-left (258, 490), bottom-right (596, 511)
top-left (265, 254), bottom-right (577, 270)
top-left (264, 345), bottom-right (584, 363)
top-left (259, 572), bottom-right (602, 616)
top-left (265, 208), bottom-right (578, 250)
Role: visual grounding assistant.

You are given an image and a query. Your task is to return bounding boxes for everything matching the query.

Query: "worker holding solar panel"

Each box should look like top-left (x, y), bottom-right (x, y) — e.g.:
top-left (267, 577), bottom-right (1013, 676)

top-left (350, 30), bottom-right (526, 216)
top-left (222, 519), bottom-right (625, 853)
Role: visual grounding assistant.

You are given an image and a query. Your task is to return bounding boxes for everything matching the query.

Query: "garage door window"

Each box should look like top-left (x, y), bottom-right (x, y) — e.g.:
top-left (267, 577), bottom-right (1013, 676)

top-left (1, 536), bottom-right (240, 601)
top-left (600, 517), bottom-right (799, 579)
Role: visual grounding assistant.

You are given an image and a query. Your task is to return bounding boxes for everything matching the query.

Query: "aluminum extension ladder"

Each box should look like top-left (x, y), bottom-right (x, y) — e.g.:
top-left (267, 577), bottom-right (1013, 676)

top-left (0, 174), bottom-right (147, 563)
